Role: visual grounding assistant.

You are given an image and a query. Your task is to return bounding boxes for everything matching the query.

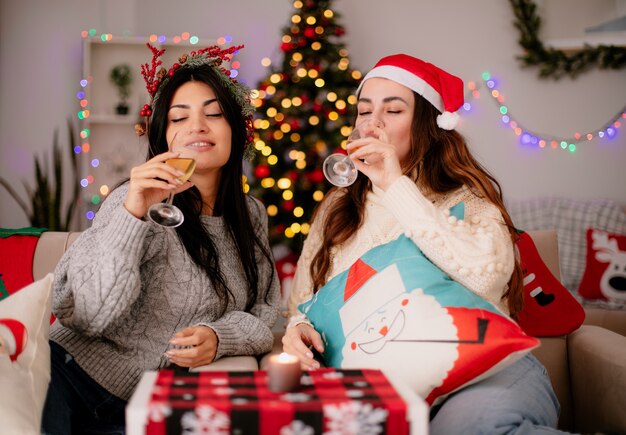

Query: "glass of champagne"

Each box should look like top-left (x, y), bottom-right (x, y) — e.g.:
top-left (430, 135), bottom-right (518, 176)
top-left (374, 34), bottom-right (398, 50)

top-left (323, 118), bottom-right (385, 187)
top-left (147, 157), bottom-right (196, 228)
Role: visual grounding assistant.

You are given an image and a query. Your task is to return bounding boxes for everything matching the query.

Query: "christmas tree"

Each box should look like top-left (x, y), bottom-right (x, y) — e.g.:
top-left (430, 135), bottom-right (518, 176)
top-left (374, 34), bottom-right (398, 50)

top-left (248, 0), bottom-right (363, 253)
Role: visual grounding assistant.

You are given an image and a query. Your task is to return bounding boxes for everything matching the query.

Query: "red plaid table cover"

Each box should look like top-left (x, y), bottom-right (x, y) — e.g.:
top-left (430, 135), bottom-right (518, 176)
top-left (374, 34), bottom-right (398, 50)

top-left (143, 368), bottom-right (409, 435)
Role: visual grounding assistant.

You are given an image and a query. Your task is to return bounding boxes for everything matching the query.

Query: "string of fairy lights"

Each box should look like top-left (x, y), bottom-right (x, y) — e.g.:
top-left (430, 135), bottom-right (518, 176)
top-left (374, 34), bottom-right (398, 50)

top-left (75, 30), bottom-right (240, 221)
top-left (462, 72), bottom-right (625, 153)
top-left (74, 31), bottom-right (624, 223)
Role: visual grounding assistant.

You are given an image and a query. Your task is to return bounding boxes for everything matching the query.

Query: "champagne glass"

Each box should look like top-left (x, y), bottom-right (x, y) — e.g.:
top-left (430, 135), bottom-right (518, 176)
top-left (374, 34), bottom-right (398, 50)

top-left (323, 118), bottom-right (385, 187)
top-left (147, 157), bottom-right (196, 228)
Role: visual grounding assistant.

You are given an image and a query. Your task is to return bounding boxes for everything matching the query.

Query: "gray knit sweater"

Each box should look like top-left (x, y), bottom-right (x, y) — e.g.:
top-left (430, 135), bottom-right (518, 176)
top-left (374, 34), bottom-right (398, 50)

top-left (50, 184), bottom-right (280, 400)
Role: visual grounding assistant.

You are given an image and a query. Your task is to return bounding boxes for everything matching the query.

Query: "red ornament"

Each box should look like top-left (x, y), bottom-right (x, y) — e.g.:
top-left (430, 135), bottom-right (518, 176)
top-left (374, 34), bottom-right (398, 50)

top-left (283, 200), bottom-right (295, 212)
top-left (308, 168), bottom-right (324, 184)
top-left (313, 103), bottom-right (322, 112)
top-left (254, 164), bottom-right (271, 179)
top-left (276, 252), bottom-right (298, 281)
top-left (334, 26), bottom-right (346, 37)
top-left (287, 170), bottom-right (299, 182)
top-left (304, 27), bottom-right (315, 38)
top-left (280, 42), bottom-right (293, 52)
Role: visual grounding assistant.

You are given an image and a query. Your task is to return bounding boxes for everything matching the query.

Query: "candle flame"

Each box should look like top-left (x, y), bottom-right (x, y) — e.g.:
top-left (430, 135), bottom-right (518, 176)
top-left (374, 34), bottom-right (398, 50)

top-left (277, 352), bottom-right (297, 363)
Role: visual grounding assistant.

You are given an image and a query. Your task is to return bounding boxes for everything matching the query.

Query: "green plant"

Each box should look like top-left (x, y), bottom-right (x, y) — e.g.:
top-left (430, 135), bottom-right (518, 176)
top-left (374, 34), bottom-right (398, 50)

top-left (109, 63), bottom-right (133, 102)
top-left (0, 119), bottom-right (80, 230)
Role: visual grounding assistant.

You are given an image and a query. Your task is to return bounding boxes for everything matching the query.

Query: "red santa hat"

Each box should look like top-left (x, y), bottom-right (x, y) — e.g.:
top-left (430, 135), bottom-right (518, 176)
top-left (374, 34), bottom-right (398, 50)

top-left (0, 319), bottom-right (27, 362)
top-left (356, 54), bottom-right (464, 130)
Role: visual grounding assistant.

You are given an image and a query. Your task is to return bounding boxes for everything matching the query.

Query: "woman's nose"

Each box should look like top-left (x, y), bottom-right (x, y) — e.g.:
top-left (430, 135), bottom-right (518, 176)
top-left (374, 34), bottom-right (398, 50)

top-left (189, 113), bottom-right (208, 133)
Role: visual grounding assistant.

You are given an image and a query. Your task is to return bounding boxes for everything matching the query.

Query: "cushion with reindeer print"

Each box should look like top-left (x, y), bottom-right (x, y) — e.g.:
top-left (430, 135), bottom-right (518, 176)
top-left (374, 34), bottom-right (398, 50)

top-left (578, 228), bottom-right (626, 302)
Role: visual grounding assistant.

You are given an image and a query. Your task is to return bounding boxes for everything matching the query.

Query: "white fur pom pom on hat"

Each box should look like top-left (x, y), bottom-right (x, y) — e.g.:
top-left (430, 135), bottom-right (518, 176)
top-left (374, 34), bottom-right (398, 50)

top-left (437, 111), bottom-right (460, 130)
top-left (357, 54), bottom-right (464, 130)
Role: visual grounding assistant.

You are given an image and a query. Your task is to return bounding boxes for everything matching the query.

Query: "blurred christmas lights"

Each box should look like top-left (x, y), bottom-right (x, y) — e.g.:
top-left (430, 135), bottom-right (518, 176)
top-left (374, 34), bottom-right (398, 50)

top-left (76, 30), bottom-right (237, 221)
top-left (76, 31), bottom-right (624, 226)
top-left (462, 72), bottom-right (624, 153)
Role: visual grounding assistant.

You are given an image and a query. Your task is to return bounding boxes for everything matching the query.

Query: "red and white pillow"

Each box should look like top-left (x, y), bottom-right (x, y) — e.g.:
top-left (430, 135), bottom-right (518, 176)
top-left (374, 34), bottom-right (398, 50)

top-left (578, 228), bottom-right (626, 302)
top-left (516, 231), bottom-right (585, 337)
top-left (298, 234), bottom-right (539, 406)
top-left (0, 273), bottom-right (53, 434)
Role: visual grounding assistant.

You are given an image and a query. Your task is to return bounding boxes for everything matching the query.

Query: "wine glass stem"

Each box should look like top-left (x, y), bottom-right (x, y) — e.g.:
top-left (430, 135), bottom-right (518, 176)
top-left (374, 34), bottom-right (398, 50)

top-left (165, 192), bottom-right (175, 205)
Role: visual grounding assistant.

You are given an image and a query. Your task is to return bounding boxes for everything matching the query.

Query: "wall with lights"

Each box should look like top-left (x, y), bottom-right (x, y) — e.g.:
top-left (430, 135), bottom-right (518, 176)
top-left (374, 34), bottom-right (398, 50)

top-left (76, 34), bottom-right (247, 222)
top-left (1, 0), bottom-right (625, 229)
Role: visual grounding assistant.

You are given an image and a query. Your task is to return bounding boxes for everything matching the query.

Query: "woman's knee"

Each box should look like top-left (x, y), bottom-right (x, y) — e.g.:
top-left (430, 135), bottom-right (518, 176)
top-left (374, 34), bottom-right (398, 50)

top-left (429, 355), bottom-right (559, 434)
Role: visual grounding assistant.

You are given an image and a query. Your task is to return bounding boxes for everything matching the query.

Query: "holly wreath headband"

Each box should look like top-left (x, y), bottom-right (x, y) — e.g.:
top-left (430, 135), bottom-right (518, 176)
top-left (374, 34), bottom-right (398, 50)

top-left (135, 42), bottom-right (255, 153)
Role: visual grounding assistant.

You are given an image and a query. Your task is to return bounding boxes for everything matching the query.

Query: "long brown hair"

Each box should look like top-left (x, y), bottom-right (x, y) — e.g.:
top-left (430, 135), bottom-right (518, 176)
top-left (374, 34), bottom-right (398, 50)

top-left (309, 91), bottom-right (524, 318)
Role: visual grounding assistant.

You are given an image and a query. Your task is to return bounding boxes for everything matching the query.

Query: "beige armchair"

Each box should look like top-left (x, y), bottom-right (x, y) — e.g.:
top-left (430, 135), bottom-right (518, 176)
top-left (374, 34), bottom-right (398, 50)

top-left (524, 230), bottom-right (626, 433)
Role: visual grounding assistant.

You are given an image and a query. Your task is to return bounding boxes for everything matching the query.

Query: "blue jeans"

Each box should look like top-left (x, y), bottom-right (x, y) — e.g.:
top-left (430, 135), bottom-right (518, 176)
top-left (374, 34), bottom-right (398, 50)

top-left (430, 354), bottom-right (567, 435)
top-left (41, 341), bottom-right (127, 435)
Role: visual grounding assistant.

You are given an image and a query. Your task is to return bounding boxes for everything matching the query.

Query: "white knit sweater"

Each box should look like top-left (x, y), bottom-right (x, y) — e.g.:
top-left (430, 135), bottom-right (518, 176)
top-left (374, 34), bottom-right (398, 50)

top-left (288, 176), bottom-right (514, 323)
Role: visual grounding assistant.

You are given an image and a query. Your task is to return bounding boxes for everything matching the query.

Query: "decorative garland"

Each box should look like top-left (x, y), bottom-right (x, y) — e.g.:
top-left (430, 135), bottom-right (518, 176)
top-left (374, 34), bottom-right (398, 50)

top-left (510, 0), bottom-right (626, 79)
top-left (463, 72), bottom-right (625, 152)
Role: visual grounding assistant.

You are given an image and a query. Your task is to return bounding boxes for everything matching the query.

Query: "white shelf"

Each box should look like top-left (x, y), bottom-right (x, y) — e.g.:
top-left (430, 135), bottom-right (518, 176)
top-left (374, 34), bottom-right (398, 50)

top-left (546, 32), bottom-right (626, 52)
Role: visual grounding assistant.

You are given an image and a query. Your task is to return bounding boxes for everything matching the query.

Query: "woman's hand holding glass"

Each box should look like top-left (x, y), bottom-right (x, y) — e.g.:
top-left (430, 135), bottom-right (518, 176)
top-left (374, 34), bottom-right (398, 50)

top-left (165, 325), bottom-right (218, 368)
top-left (347, 121), bottom-right (404, 191)
top-left (146, 155), bottom-right (196, 227)
top-left (282, 323), bottom-right (325, 370)
top-left (124, 150), bottom-right (194, 222)
top-left (323, 118), bottom-right (386, 187)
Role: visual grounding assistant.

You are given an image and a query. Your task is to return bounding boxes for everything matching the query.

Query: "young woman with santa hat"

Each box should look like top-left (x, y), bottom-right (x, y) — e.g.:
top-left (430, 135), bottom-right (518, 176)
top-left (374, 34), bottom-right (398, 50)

top-left (282, 54), bottom-right (563, 434)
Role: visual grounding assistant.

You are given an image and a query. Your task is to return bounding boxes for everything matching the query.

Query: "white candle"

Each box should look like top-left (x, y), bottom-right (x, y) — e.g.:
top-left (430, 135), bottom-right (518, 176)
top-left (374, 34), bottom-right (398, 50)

top-left (267, 352), bottom-right (302, 392)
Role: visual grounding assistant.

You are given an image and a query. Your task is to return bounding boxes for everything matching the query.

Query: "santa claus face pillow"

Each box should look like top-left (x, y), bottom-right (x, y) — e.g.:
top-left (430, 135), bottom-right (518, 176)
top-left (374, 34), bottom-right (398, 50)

top-left (298, 234), bottom-right (538, 405)
top-left (0, 273), bottom-right (53, 433)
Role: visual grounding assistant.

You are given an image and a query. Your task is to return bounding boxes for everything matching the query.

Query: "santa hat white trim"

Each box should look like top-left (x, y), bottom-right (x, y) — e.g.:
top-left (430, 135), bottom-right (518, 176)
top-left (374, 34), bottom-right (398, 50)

top-left (357, 65), bottom-right (445, 113)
